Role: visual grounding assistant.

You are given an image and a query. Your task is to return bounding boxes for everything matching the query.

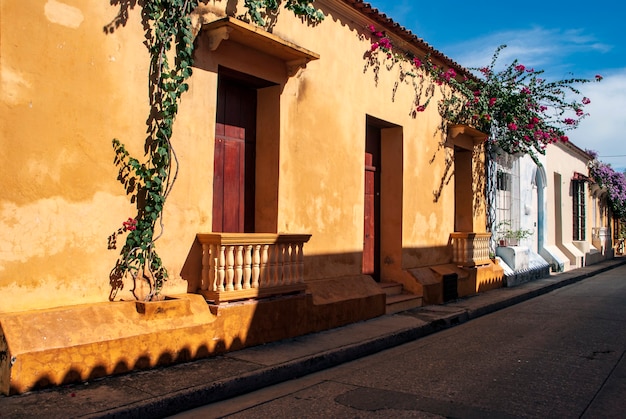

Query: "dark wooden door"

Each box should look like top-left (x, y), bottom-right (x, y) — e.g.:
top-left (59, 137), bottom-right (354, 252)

top-left (213, 78), bottom-right (256, 233)
top-left (363, 124), bottom-right (381, 280)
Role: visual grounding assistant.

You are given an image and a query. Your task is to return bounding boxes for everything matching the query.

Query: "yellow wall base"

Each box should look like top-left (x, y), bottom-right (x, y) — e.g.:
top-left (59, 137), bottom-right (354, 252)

top-left (458, 261), bottom-right (505, 297)
top-left (0, 277), bottom-right (385, 395)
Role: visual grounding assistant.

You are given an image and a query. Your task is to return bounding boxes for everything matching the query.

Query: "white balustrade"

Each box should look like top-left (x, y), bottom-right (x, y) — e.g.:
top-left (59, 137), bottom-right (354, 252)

top-left (197, 233), bottom-right (311, 304)
top-left (450, 232), bottom-right (492, 267)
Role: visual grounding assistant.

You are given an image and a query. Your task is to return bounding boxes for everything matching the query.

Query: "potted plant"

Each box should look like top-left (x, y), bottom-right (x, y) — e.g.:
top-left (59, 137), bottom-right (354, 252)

top-left (496, 221), bottom-right (533, 247)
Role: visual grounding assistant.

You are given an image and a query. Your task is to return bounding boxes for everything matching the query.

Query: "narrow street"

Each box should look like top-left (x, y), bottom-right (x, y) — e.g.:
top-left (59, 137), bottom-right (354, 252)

top-left (174, 266), bottom-right (626, 418)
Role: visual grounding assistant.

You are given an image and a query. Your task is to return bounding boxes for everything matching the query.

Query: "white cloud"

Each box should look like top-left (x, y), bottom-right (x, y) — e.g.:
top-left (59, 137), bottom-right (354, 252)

top-left (442, 27), bottom-right (609, 78)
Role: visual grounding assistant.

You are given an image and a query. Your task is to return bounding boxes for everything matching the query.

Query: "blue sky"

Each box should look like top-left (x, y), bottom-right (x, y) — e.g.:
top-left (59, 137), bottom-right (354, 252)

top-left (366, 0), bottom-right (626, 170)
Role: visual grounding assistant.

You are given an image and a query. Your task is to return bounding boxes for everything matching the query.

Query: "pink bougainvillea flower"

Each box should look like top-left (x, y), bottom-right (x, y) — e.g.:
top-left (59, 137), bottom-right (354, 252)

top-left (123, 217), bottom-right (137, 231)
top-left (540, 105), bottom-right (548, 112)
top-left (595, 74), bottom-right (603, 81)
top-left (564, 118), bottom-right (576, 125)
top-left (489, 97), bottom-right (497, 107)
top-left (576, 109), bottom-right (584, 116)
top-left (526, 68), bottom-right (534, 73)
top-left (367, 24), bottom-right (376, 32)
top-left (413, 57), bottom-right (422, 68)
top-left (521, 87), bottom-right (531, 95)
top-left (515, 64), bottom-right (525, 72)
top-left (507, 122), bottom-right (518, 131)
top-left (415, 105), bottom-right (426, 112)
top-left (473, 90), bottom-right (481, 97)
top-left (370, 42), bottom-right (379, 51)
top-left (560, 135), bottom-right (569, 142)
top-left (582, 97), bottom-right (591, 105)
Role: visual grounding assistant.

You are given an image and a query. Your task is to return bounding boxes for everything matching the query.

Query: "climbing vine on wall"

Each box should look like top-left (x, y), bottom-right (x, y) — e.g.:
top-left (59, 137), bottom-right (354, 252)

top-left (243, 0), bottom-right (324, 26)
top-left (108, 0), bottom-right (199, 301)
top-left (108, 0), bottom-right (324, 301)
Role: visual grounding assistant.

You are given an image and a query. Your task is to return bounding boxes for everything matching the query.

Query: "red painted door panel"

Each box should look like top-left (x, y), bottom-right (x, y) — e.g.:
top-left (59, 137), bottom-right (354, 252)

top-left (213, 78), bottom-right (256, 233)
top-left (363, 124), bottom-right (381, 279)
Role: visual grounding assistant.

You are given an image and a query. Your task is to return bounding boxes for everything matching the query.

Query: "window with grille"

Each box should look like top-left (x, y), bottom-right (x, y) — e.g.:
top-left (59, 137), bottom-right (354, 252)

top-left (573, 180), bottom-right (586, 240)
top-left (495, 154), bottom-right (520, 234)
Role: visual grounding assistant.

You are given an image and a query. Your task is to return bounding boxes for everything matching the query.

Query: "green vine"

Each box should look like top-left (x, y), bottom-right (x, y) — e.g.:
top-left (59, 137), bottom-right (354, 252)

top-left (108, 0), bottom-right (199, 301)
top-left (108, 1), bottom-right (323, 301)
top-left (243, 0), bottom-right (324, 26)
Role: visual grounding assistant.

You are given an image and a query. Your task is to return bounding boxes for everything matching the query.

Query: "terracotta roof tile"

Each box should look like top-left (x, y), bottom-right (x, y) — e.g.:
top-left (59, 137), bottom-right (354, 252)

top-left (341, 0), bottom-right (470, 76)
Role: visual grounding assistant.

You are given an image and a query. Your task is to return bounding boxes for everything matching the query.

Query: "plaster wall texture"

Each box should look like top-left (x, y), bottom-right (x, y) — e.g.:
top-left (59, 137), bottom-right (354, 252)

top-left (544, 142), bottom-right (595, 269)
top-left (0, 1), bottom-right (484, 313)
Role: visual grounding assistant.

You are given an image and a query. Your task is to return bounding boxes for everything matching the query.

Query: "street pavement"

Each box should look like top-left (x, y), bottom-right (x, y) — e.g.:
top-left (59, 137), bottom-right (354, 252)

top-left (1, 257), bottom-right (625, 418)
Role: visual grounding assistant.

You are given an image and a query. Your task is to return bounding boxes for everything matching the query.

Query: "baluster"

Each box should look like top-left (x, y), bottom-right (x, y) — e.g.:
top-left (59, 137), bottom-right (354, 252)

top-left (201, 243), bottom-right (210, 291)
top-left (217, 245), bottom-right (226, 292)
top-left (296, 242), bottom-right (304, 283)
top-left (234, 245), bottom-right (244, 290)
top-left (277, 243), bottom-right (285, 286)
top-left (243, 245), bottom-right (252, 289)
top-left (251, 244), bottom-right (261, 289)
top-left (268, 244), bottom-right (278, 286)
top-left (286, 243), bottom-right (294, 285)
top-left (225, 245), bottom-right (235, 291)
top-left (259, 244), bottom-right (269, 288)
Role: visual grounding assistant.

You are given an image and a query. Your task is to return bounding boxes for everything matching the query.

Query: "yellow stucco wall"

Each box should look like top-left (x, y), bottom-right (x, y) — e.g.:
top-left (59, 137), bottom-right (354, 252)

top-left (1, 0), bottom-right (485, 313)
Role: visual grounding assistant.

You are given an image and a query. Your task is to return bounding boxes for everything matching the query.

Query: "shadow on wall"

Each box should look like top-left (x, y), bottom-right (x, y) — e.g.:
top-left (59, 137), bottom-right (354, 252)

top-left (26, 342), bottom-right (226, 393)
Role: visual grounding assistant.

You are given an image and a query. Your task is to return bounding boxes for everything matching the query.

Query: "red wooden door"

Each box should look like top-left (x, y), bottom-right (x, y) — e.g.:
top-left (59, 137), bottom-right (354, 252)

top-left (213, 78), bottom-right (256, 233)
top-left (363, 124), bottom-right (381, 279)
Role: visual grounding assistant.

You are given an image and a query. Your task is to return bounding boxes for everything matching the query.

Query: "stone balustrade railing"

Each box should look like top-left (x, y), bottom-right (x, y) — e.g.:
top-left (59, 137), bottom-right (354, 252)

top-left (196, 233), bottom-right (312, 304)
top-left (450, 232), bottom-right (492, 267)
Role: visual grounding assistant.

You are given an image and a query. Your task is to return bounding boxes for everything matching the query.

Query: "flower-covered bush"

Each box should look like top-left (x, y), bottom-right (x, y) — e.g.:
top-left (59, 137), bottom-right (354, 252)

top-left (441, 45), bottom-right (602, 161)
top-left (365, 26), bottom-right (602, 162)
top-left (587, 150), bottom-right (626, 219)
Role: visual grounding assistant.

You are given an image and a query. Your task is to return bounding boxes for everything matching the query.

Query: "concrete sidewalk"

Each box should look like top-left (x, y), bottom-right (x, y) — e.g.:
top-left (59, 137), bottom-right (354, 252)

top-left (2, 257), bottom-right (625, 418)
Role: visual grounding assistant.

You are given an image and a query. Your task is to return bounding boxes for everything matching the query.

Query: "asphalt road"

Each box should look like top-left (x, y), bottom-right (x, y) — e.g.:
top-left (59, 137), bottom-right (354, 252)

top-left (173, 266), bottom-right (626, 418)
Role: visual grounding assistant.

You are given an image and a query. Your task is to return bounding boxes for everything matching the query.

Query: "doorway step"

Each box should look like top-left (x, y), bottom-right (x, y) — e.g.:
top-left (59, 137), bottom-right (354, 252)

top-left (379, 282), bottom-right (423, 314)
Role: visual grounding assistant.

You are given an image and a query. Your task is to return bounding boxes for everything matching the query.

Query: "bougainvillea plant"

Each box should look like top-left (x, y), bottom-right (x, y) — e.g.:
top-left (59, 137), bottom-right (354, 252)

top-left (442, 45), bottom-right (603, 162)
top-left (366, 26), bottom-right (602, 162)
top-left (587, 150), bottom-right (626, 219)
top-left (108, 0), bottom-right (199, 301)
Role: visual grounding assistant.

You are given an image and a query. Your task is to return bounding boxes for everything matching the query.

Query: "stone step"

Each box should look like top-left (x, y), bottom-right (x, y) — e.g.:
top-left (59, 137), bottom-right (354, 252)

top-left (379, 282), bottom-right (404, 296)
top-left (385, 292), bottom-right (423, 315)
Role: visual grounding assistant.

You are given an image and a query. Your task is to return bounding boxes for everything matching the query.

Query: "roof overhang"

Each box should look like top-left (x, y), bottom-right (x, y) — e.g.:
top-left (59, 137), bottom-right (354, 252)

top-left (447, 124), bottom-right (488, 149)
top-left (201, 17), bottom-right (320, 76)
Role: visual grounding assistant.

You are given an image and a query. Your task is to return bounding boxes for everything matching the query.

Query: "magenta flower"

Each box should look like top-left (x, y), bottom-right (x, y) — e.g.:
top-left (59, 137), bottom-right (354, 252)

top-left (515, 64), bottom-right (525, 72)
top-left (582, 97), bottom-right (591, 105)
top-left (413, 57), bottom-right (422, 68)
top-left (507, 122), bottom-right (518, 131)
top-left (370, 42), bottom-right (379, 51)
top-left (595, 74), bottom-right (603, 81)
top-left (560, 135), bottom-right (569, 142)
top-left (123, 217), bottom-right (137, 231)
top-left (489, 97), bottom-right (497, 107)
top-left (576, 109), bottom-right (584, 116)
top-left (521, 87), bottom-right (531, 95)
top-left (415, 105), bottom-right (425, 112)
top-left (564, 118), bottom-right (576, 125)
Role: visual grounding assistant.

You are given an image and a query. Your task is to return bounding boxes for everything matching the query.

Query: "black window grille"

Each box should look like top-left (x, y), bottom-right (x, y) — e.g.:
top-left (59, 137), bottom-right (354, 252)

top-left (573, 180), bottom-right (586, 241)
